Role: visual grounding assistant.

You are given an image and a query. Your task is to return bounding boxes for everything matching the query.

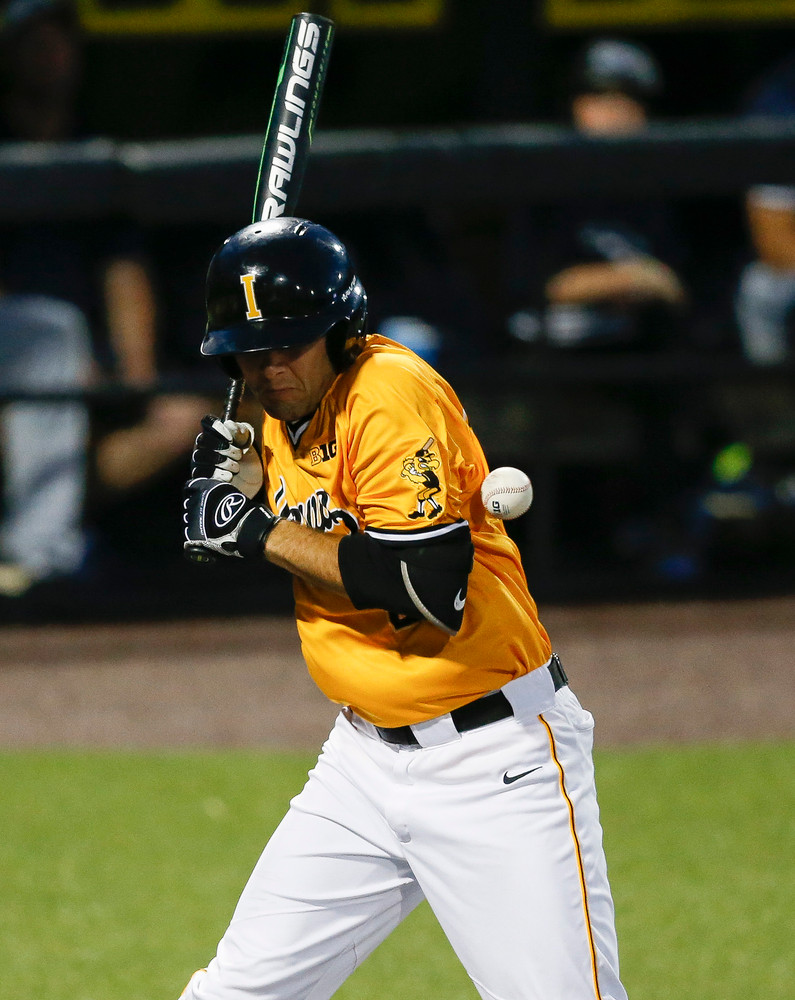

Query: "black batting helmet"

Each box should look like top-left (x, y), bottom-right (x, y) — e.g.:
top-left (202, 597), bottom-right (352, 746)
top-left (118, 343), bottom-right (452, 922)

top-left (202, 218), bottom-right (367, 374)
top-left (571, 38), bottom-right (662, 103)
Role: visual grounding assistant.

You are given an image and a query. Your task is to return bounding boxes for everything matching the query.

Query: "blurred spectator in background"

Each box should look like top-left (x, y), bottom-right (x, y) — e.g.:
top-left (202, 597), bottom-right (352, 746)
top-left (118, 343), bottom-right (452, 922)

top-left (506, 39), bottom-right (699, 579)
top-left (735, 50), bottom-right (795, 365)
top-left (693, 51), bottom-right (795, 576)
top-left (0, 0), bottom-right (92, 596)
top-left (507, 37), bottom-right (687, 352)
top-left (0, 294), bottom-right (93, 596)
top-left (342, 42), bottom-right (690, 372)
top-left (0, 0), bottom-right (204, 597)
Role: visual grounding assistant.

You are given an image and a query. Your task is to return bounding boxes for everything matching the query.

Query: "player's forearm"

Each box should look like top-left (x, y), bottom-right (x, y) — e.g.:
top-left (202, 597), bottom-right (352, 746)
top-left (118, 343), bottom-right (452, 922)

top-left (263, 519), bottom-right (346, 594)
top-left (546, 259), bottom-right (685, 305)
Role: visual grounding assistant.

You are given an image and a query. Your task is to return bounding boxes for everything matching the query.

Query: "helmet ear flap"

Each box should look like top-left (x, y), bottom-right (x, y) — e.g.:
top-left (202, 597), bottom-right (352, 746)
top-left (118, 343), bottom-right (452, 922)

top-left (326, 299), bottom-right (368, 373)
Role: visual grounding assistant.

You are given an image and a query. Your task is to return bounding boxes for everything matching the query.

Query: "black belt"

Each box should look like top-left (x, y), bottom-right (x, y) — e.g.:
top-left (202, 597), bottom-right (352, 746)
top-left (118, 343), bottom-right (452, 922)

top-left (375, 653), bottom-right (568, 747)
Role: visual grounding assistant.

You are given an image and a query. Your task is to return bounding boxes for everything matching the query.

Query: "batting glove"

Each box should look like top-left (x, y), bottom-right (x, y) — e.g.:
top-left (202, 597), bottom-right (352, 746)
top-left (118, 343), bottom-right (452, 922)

top-left (191, 415), bottom-right (263, 499)
top-left (183, 478), bottom-right (279, 562)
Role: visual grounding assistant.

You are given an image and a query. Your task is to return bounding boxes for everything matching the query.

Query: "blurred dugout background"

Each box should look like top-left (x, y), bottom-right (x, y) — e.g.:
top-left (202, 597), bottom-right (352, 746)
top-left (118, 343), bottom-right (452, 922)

top-left (2, 0), bottom-right (795, 622)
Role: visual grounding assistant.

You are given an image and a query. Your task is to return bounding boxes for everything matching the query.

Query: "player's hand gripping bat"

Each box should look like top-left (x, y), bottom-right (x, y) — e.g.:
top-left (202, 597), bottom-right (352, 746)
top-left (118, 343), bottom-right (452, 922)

top-left (185, 12), bottom-right (334, 565)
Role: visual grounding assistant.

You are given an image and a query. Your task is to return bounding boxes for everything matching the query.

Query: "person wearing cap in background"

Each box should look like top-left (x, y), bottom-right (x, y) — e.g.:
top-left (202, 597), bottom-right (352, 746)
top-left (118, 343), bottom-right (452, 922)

top-left (506, 37), bottom-right (687, 354)
top-left (505, 38), bottom-right (695, 577)
top-left (0, 0), bottom-right (207, 599)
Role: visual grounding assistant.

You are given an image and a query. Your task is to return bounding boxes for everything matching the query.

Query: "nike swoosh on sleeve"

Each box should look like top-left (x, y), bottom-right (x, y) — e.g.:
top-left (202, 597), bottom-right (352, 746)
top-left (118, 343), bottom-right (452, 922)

top-left (454, 590), bottom-right (466, 611)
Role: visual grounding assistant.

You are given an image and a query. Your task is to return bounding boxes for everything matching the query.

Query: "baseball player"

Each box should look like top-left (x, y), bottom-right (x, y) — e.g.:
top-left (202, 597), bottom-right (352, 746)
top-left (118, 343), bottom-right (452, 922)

top-left (181, 218), bottom-right (629, 1000)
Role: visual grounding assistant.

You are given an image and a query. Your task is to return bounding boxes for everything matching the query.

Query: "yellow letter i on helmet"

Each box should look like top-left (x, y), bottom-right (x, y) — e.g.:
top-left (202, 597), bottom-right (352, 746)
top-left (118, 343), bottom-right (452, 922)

top-left (240, 274), bottom-right (263, 320)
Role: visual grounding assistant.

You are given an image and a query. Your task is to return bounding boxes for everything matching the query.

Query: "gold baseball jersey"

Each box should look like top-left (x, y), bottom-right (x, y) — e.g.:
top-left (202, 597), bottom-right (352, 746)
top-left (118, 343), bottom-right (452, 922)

top-left (260, 335), bottom-right (551, 727)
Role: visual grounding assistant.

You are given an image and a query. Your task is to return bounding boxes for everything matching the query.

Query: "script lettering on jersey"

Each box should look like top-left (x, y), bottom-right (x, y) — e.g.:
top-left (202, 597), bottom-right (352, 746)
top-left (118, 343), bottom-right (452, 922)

top-left (310, 440), bottom-right (337, 465)
top-left (261, 20), bottom-right (320, 219)
top-left (273, 477), bottom-right (358, 534)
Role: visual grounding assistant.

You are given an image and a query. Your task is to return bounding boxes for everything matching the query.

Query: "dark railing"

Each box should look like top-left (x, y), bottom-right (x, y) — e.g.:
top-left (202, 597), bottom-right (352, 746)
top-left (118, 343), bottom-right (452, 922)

top-left (3, 117), bottom-right (795, 223)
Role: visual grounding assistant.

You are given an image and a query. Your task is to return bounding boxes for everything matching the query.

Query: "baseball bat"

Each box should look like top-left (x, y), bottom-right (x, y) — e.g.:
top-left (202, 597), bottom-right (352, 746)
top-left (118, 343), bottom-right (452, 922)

top-left (187, 12), bottom-right (334, 566)
top-left (222, 11), bottom-right (335, 421)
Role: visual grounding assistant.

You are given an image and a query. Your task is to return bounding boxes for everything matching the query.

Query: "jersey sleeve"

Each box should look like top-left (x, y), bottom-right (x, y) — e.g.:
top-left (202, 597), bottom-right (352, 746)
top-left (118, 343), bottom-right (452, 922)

top-left (344, 358), bottom-right (467, 533)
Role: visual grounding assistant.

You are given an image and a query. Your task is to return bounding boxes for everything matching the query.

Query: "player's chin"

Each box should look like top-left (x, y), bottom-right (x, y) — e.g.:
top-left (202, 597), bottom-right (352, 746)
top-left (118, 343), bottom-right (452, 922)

top-left (260, 392), bottom-right (307, 421)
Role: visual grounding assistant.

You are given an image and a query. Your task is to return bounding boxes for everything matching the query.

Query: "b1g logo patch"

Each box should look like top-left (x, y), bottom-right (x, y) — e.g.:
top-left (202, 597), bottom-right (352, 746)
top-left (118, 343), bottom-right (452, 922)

top-left (400, 437), bottom-right (443, 520)
top-left (310, 440), bottom-right (337, 465)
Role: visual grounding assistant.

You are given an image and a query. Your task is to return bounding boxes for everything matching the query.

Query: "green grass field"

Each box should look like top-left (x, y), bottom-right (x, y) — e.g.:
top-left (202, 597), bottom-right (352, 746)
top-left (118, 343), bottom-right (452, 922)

top-left (1, 742), bottom-right (792, 1000)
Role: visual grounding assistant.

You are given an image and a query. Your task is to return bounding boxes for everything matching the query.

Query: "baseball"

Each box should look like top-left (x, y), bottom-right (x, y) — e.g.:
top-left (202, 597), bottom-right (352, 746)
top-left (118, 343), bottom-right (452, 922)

top-left (481, 467), bottom-right (533, 520)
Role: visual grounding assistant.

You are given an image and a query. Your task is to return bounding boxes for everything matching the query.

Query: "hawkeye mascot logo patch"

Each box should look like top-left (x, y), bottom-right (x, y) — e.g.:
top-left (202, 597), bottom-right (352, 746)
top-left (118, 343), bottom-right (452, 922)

top-left (401, 437), bottom-right (443, 520)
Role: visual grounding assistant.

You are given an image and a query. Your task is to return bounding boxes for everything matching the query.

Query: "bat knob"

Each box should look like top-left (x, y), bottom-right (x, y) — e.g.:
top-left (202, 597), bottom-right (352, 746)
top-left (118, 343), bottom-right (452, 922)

top-left (185, 545), bottom-right (217, 565)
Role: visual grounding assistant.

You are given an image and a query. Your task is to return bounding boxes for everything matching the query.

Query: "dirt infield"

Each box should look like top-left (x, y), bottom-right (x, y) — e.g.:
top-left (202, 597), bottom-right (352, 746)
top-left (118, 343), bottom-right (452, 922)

top-left (1, 595), bottom-right (793, 749)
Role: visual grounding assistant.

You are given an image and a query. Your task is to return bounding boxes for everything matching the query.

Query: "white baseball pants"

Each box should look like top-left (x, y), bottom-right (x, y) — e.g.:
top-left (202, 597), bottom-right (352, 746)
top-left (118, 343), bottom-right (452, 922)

top-left (181, 672), bottom-right (628, 1000)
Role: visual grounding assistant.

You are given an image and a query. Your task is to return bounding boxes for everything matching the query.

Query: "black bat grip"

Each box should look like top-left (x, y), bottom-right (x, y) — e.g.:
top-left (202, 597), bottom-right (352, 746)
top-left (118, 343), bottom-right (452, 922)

top-left (223, 377), bottom-right (246, 421)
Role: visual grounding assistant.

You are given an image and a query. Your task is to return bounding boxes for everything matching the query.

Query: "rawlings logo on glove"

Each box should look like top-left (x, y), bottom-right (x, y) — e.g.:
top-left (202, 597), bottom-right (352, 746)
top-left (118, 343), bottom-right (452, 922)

top-left (215, 491), bottom-right (247, 528)
top-left (183, 478), bottom-right (279, 562)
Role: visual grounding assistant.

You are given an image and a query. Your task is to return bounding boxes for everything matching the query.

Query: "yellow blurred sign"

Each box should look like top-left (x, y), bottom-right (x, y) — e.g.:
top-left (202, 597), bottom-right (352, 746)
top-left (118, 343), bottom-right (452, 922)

top-left (546, 0), bottom-right (795, 28)
top-left (78, 0), bottom-right (445, 35)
